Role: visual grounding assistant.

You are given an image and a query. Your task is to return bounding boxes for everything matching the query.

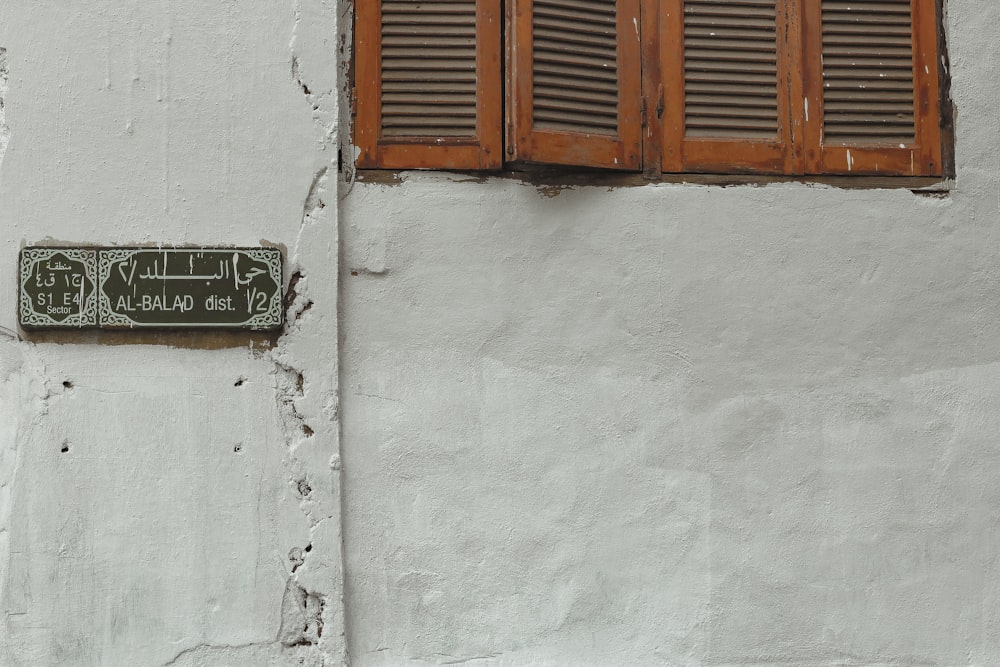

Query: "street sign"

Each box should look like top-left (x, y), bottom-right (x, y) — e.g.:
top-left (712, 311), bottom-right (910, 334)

top-left (99, 248), bottom-right (282, 329)
top-left (18, 247), bottom-right (283, 330)
top-left (18, 248), bottom-right (98, 327)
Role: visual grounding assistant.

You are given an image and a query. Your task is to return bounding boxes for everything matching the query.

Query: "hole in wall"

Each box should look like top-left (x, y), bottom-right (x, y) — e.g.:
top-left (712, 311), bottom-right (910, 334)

top-left (289, 546), bottom-right (304, 572)
top-left (283, 271), bottom-right (305, 323)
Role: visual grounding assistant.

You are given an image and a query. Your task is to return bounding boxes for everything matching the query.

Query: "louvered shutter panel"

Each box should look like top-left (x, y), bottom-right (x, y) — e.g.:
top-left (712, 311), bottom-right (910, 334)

top-left (662, 0), bottom-right (799, 173)
top-left (802, 0), bottom-right (942, 175)
top-left (355, 0), bottom-right (503, 169)
top-left (507, 0), bottom-right (642, 170)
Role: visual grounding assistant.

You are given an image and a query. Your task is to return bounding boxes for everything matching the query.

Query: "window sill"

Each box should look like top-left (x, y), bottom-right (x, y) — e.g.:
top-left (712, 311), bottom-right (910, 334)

top-left (351, 167), bottom-right (953, 194)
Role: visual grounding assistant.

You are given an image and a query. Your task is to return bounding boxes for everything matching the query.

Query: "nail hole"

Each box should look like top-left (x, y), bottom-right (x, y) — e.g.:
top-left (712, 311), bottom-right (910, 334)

top-left (60, 441), bottom-right (70, 453)
top-left (234, 377), bottom-right (246, 387)
top-left (62, 380), bottom-right (74, 390)
top-left (233, 443), bottom-right (243, 453)
top-left (304, 543), bottom-right (312, 553)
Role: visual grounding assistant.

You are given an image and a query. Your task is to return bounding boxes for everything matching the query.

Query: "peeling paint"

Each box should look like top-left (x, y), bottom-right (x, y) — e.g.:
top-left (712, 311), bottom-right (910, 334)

top-left (258, 3), bottom-right (348, 662)
top-left (278, 578), bottom-right (326, 647)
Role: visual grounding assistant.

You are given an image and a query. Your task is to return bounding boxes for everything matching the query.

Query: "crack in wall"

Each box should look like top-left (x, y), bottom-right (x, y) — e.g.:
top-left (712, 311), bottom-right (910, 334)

top-left (293, 166), bottom-right (331, 277)
top-left (292, 53), bottom-right (336, 147)
top-left (269, 309), bottom-right (339, 663)
top-left (161, 614), bottom-right (329, 667)
top-left (161, 577), bottom-right (327, 665)
top-left (278, 578), bottom-right (326, 647)
top-left (162, 641), bottom-right (275, 666)
top-left (253, 5), bottom-right (345, 663)
top-left (274, 359), bottom-right (313, 442)
top-left (284, 270), bottom-right (315, 330)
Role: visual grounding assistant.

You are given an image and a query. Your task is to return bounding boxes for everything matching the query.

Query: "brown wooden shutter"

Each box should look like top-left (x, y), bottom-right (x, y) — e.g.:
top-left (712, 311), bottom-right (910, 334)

top-left (507, 0), bottom-right (643, 170)
top-left (802, 0), bottom-right (942, 175)
top-left (355, 0), bottom-right (503, 169)
top-left (662, 0), bottom-right (800, 173)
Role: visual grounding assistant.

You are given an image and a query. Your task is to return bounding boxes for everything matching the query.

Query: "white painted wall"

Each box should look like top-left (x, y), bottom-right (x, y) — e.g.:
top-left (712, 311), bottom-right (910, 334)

top-left (0, 2), bottom-right (343, 665)
top-left (338, 1), bottom-right (1000, 665)
top-left (2, 1), bottom-right (999, 666)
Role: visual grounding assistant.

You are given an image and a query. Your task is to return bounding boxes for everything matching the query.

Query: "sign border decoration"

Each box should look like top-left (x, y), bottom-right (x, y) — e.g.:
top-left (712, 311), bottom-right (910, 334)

top-left (238, 248), bottom-right (283, 330)
top-left (18, 247), bottom-right (99, 328)
top-left (97, 248), bottom-right (138, 327)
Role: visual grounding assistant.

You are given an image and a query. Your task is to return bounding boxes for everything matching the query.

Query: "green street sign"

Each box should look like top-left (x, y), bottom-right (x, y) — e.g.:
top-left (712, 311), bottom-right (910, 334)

top-left (18, 248), bottom-right (99, 327)
top-left (18, 247), bottom-right (283, 330)
top-left (99, 248), bottom-right (283, 329)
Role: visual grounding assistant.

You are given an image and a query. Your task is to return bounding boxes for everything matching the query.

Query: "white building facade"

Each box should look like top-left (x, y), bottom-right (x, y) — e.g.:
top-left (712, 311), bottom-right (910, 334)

top-left (1, 1), bottom-right (999, 665)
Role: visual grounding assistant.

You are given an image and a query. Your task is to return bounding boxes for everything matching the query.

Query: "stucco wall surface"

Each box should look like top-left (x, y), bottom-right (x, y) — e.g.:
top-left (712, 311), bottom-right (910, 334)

top-left (0, 2), bottom-right (343, 665)
top-left (339, 1), bottom-right (1000, 665)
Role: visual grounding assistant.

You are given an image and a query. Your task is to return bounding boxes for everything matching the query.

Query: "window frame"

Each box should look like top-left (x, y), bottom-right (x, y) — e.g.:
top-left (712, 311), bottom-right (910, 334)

top-left (351, 0), bottom-right (951, 180)
top-left (354, 0), bottom-right (504, 170)
top-left (799, 0), bottom-right (944, 176)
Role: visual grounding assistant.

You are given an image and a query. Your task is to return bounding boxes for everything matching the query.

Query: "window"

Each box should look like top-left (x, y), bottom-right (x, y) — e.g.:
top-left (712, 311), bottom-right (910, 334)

top-left (354, 0), bottom-right (946, 177)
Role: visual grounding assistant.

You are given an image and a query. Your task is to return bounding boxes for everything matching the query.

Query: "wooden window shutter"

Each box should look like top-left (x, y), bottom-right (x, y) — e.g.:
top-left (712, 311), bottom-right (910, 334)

top-left (507, 0), bottom-right (643, 170)
top-left (661, 0), bottom-right (800, 174)
top-left (355, 0), bottom-right (503, 169)
top-left (802, 0), bottom-right (942, 175)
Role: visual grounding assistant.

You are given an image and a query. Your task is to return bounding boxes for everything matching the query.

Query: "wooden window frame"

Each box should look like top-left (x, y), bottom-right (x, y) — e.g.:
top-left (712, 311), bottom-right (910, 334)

top-left (659, 0), bottom-right (803, 174)
top-left (353, 0), bottom-right (949, 179)
top-left (355, 0), bottom-right (504, 170)
top-left (800, 0), bottom-right (943, 176)
top-left (506, 0), bottom-right (644, 170)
